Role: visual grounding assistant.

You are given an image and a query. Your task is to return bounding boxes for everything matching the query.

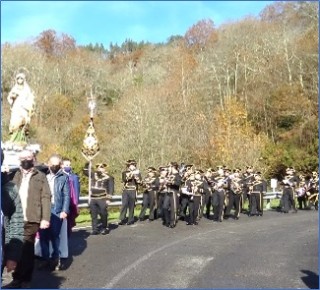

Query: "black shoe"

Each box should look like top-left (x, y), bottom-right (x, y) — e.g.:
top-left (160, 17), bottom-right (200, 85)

top-left (37, 260), bottom-right (50, 270)
top-left (55, 259), bottom-right (63, 271)
top-left (91, 230), bottom-right (100, 235)
top-left (187, 222), bottom-right (194, 225)
top-left (49, 258), bottom-right (60, 271)
top-left (58, 259), bottom-right (68, 270)
top-left (194, 221), bottom-right (198, 225)
top-left (101, 228), bottom-right (109, 235)
top-left (127, 221), bottom-right (134, 225)
top-left (169, 224), bottom-right (175, 228)
top-left (118, 220), bottom-right (126, 225)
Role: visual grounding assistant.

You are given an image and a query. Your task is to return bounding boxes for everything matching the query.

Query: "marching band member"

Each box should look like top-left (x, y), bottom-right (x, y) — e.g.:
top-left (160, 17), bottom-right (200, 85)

top-left (90, 163), bottom-right (114, 235)
top-left (306, 172), bottom-right (319, 210)
top-left (162, 162), bottom-right (181, 228)
top-left (186, 170), bottom-right (209, 225)
top-left (178, 164), bottom-right (194, 221)
top-left (198, 169), bottom-right (211, 220)
top-left (241, 166), bottom-right (255, 213)
top-left (157, 166), bottom-right (169, 220)
top-left (139, 167), bottom-right (159, 222)
top-left (284, 167), bottom-right (299, 212)
top-left (224, 169), bottom-right (243, 220)
top-left (119, 160), bottom-right (142, 225)
top-left (296, 174), bottom-right (307, 210)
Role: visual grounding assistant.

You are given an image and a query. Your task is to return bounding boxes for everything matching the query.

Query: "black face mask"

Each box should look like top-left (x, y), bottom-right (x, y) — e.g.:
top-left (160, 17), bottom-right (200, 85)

top-left (50, 165), bottom-right (61, 175)
top-left (20, 160), bottom-right (34, 170)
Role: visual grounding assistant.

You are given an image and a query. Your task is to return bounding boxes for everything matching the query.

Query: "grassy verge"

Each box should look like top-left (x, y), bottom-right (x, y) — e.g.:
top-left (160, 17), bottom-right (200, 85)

top-left (75, 206), bottom-right (144, 226)
top-left (75, 199), bottom-right (283, 227)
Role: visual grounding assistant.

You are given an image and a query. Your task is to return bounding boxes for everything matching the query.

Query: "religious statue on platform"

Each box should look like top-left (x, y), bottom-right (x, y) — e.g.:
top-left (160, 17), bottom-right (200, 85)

top-left (7, 72), bottom-right (35, 144)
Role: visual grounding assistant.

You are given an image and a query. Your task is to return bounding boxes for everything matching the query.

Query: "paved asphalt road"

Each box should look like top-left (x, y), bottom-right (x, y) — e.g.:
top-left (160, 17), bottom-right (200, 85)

top-left (3, 209), bottom-right (319, 289)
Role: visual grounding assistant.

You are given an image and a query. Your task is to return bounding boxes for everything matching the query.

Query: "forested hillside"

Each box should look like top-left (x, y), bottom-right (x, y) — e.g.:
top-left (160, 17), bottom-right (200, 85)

top-left (1, 2), bottom-right (318, 186)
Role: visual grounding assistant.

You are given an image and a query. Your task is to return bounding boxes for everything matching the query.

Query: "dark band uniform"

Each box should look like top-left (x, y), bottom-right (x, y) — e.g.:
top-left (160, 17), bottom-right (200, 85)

top-left (139, 168), bottom-right (159, 221)
top-left (90, 164), bottom-right (114, 234)
top-left (225, 174), bottom-right (243, 219)
top-left (212, 177), bottom-right (226, 222)
top-left (162, 164), bottom-right (182, 228)
top-left (186, 178), bottom-right (208, 225)
top-left (119, 160), bottom-right (142, 225)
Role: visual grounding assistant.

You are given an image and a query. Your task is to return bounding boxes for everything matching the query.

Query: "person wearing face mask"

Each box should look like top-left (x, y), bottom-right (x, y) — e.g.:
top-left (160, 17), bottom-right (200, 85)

top-left (61, 158), bottom-right (80, 237)
top-left (89, 163), bottom-right (114, 235)
top-left (5, 150), bottom-right (51, 289)
top-left (38, 154), bottom-right (70, 272)
top-left (1, 147), bottom-right (24, 283)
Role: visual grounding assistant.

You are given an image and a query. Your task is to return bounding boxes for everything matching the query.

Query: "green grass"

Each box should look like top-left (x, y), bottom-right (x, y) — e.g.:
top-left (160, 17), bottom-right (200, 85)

top-left (75, 206), bottom-right (144, 226)
top-left (75, 199), bottom-right (284, 227)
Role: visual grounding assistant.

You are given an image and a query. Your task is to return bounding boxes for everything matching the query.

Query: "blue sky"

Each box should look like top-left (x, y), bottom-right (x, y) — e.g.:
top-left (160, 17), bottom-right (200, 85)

top-left (1, 1), bottom-right (273, 47)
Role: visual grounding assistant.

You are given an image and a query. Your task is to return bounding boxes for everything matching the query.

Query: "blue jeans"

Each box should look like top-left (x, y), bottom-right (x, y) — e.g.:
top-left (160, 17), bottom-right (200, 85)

top-left (39, 213), bottom-right (63, 260)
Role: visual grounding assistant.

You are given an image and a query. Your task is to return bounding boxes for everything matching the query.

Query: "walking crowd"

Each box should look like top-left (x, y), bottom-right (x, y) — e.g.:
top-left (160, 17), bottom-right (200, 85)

top-left (1, 149), bottom-right (318, 289)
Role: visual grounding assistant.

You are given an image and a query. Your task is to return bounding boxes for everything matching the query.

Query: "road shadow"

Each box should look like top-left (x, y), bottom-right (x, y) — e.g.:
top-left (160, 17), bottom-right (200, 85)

top-left (31, 269), bottom-right (66, 289)
top-left (68, 229), bottom-right (90, 256)
top-left (30, 229), bottom-right (90, 288)
top-left (301, 270), bottom-right (319, 289)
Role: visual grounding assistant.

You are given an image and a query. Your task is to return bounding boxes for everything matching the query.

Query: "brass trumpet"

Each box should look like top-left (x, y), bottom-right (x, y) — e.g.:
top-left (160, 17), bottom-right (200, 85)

top-left (142, 176), bottom-right (156, 191)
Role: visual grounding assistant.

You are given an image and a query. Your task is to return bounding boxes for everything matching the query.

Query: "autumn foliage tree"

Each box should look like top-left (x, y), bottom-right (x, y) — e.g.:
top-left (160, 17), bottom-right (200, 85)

top-left (184, 19), bottom-right (218, 51)
top-left (1, 1), bottom-right (318, 192)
